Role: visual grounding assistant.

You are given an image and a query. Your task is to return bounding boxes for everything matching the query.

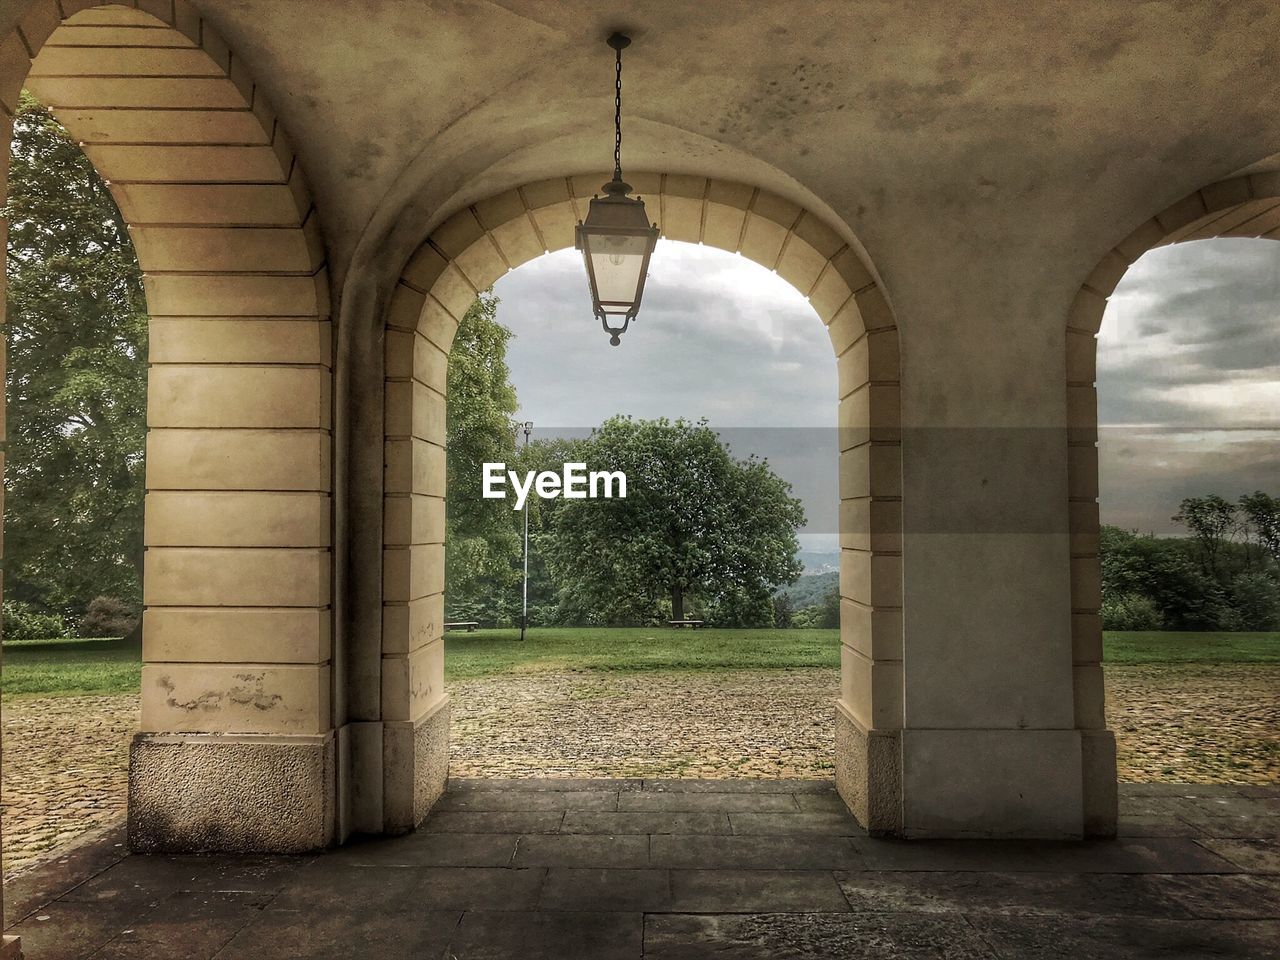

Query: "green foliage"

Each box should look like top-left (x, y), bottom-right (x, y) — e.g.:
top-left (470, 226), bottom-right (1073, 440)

top-left (1100, 593), bottom-right (1163, 631)
top-left (1101, 526), bottom-right (1228, 630)
top-left (512, 434), bottom-right (591, 625)
top-left (1239, 491), bottom-right (1280, 569)
top-left (775, 571), bottom-right (838, 609)
top-left (1, 600), bottom-right (70, 641)
top-left (444, 291), bottom-right (522, 623)
top-left (1102, 502), bottom-right (1280, 631)
top-left (1224, 573), bottom-right (1280, 632)
top-left (776, 572), bottom-right (840, 628)
top-left (818, 586), bottom-right (841, 628)
top-left (79, 595), bottom-right (139, 639)
top-left (4, 93), bottom-right (146, 617)
top-left (791, 587), bottom-right (840, 628)
top-left (539, 417), bottom-right (804, 626)
top-left (1173, 495), bottom-right (1237, 576)
top-left (772, 592), bottom-right (794, 628)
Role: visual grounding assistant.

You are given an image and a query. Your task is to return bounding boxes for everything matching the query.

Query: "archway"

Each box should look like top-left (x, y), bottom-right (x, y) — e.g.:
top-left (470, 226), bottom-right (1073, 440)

top-left (0, 1), bottom-right (334, 868)
top-left (1065, 171), bottom-right (1280, 834)
top-left (373, 173), bottom-right (906, 835)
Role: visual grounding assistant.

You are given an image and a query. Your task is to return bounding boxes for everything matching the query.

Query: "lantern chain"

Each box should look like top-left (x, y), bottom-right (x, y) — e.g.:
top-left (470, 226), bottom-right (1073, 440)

top-left (614, 41), bottom-right (623, 182)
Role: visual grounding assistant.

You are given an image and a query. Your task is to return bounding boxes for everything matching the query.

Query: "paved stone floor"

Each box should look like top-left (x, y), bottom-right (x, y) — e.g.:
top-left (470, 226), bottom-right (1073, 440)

top-left (3, 779), bottom-right (1278, 959)
top-left (4, 663), bottom-right (1279, 879)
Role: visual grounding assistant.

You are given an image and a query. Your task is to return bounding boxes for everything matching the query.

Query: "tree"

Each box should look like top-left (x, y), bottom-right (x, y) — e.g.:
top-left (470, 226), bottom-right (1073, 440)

top-left (1239, 492), bottom-right (1280, 570)
top-left (1100, 525), bottom-right (1228, 630)
top-left (817, 585), bottom-right (841, 629)
top-left (3, 92), bottom-right (147, 618)
top-left (542, 417), bottom-right (805, 625)
top-left (772, 592), bottom-right (794, 628)
top-left (443, 291), bottom-right (522, 622)
top-left (1173, 495), bottom-right (1236, 578)
top-left (1226, 572), bottom-right (1280, 631)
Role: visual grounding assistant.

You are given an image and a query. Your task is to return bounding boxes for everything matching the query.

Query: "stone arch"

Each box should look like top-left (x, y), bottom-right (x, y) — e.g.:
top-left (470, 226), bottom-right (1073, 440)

top-left (376, 173), bottom-right (905, 835)
top-left (0, 1), bottom-right (334, 856)
top-left (1064, 171), bottom-right (1280, 834)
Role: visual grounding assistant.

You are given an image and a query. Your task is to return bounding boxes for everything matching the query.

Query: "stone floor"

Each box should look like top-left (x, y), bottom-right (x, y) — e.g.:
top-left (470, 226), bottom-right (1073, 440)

top-left (4, 663), bottom-right (1278, 879)
top-left (4, 779), bottom-right (1278, 959)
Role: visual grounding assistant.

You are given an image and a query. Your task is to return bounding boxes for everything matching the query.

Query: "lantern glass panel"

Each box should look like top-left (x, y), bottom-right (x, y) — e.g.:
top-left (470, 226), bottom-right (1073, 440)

top-left (589, 233), bottom-right (649, 307)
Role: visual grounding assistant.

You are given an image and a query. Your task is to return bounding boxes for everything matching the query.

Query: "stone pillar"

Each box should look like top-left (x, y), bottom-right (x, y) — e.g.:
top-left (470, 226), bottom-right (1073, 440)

top-left (0, 0), bottom-right (340, 853)
top-left (891, 251), bottom-right (1089, 838)
top-left (378, 265), bottom-right (456, 832)
top-left (833, 322), bottom-right (904, 835)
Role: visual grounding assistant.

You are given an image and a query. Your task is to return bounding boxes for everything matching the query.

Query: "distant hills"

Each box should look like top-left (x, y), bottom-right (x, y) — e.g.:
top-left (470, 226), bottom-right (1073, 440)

top-left (776, 570), bottom-right (838, 608)
top-left (797, 550), bottom-right (839, 575)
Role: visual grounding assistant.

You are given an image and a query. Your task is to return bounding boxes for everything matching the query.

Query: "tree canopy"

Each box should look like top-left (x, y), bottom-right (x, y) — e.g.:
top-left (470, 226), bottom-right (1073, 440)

top-left (1102, 490), bottom-right (1280, 631)
top-left (539, 416), bottom-right (804, 625)
top-left (443, 291), bottom-right (522, 621)
top-left (4, 92), bottom-right (146, 620)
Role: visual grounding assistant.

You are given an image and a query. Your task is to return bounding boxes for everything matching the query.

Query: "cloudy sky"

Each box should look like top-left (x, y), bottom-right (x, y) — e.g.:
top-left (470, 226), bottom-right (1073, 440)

top-left (494, 237), bottom-right (1280, 549)
top-left (1099, 238), bottom-right (1280, 533)
top-left (493, 241), bottom-right (842, 552)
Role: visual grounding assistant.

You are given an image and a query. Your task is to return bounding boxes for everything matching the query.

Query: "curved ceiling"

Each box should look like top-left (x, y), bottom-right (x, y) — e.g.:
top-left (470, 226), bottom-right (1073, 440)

top-left (5, 0), bottom-right (1279, 296)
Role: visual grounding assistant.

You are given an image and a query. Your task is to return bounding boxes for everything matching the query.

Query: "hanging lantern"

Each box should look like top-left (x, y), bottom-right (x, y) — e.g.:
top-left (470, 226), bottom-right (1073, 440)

top-left (575, 32), bottom-right (660, 346)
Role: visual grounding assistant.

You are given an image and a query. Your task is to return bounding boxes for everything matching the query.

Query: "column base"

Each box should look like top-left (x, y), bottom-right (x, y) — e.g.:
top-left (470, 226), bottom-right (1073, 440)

top-left (834, 702), bottom-right (903, 836)
top-left (384, 696), bottom-right (449, 833)
top-left (901, 728), bottom-right (1084, 838)
top-left (1081, 728), bottom-right (1118, 837)
top-left (129, 732), bottom-right (335, 853)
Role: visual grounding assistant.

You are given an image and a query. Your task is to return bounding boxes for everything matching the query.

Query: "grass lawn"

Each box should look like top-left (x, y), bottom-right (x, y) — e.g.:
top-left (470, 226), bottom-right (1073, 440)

top-left (1102, 631), bottom-right (1280, 664)
top-left (444, 627), bottom-right (840, 680)
top-left (1, 636), bottom-right (140, 698)
top-left (1, 628), bottom-right (1277, 697)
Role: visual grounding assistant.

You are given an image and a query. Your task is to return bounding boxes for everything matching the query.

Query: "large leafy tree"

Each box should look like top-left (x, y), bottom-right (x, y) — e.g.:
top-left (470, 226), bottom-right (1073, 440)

top-left (4, 92), bottom-right (147, 617)
top-left (1172, 494), bottom-right (1236, 578)
top-left (542, 416), bottom-right (804, 625)
top-left (444, 291), bottom-right (522, 621)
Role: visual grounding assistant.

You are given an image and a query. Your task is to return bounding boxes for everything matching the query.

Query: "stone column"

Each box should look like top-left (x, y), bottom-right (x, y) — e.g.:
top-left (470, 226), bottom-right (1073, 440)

top-left (378, 262), bottom-right (458, 832)
top-left (1, 0), bottom-right (339, 853)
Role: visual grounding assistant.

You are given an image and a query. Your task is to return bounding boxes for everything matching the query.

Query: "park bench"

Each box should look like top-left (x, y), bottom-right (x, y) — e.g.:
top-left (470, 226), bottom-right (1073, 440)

top-left (444, 621), bottom-right (479, 633)
top-left (667, 619), bottom-right (705, 629)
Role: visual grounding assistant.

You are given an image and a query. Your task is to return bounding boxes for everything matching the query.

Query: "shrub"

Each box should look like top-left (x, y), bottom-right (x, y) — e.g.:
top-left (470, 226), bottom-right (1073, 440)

top-left (1101, 593), bottom-right (1164, 631)
top-left (1227, 573), bottom-right (1280, 631)
top-left (2, 600), bottom-right (70, 641)
top-left (79, 595), bottom-right (138, 638)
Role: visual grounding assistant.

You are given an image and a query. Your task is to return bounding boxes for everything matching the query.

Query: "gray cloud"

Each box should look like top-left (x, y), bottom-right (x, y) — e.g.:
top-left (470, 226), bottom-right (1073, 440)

top-left (494, 242), bottom-right (839, 548)
top-left (494, 237), bottom-right (1280, 544)
top-left (495, 244), bottom-right (837, 430)
top-left (1099, 237), bottom-right (1280, 530)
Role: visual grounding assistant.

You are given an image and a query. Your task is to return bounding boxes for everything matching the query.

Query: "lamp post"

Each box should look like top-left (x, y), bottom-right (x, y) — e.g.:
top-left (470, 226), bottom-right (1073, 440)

top-left (520, 420), bottom-right (533, 642)
top-left (575, 32), bottom-right (660, 345)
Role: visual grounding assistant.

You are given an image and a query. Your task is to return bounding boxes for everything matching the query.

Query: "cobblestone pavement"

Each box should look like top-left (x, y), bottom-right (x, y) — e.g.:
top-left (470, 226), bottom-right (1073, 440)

top-left (2, 664), bottom-right (1277, 879)
top-left (1, 694), bottom-right (137, 877)
top-left (1107, 664), bottom-right (1280, 784)
top-left (450, 670), bottom-right (837, 779)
